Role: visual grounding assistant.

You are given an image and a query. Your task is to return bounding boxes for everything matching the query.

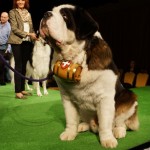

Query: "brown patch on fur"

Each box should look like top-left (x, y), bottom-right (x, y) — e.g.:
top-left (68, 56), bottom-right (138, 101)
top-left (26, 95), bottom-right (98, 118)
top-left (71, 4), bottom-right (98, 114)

top-left (86, 37), bottom-right (112, 70)
top-left (115, 89), bottom-right (137, 116)
top-left (125, 105), bottom-right (139, 130)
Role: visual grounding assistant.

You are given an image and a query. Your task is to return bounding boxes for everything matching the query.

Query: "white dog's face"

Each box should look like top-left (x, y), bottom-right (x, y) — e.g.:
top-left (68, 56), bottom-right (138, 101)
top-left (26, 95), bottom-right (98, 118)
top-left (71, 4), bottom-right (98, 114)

top-left (40, 5), bottom-right (76, 46)
top-left (40, 4), bottom-right (99, 47)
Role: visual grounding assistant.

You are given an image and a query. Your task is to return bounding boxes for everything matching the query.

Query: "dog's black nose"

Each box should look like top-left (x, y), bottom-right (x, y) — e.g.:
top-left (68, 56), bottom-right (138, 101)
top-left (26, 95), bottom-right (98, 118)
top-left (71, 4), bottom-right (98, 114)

top-left (43, 11), bottom-right (52, 19)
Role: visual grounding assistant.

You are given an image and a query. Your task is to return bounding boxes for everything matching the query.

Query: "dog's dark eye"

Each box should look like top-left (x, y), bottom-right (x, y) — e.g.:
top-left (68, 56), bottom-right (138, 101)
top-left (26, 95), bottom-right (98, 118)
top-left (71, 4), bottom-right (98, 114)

top-left (62, 14), bottom-right (68, 20)
top-left (60, 9), bottom-right (69, 21)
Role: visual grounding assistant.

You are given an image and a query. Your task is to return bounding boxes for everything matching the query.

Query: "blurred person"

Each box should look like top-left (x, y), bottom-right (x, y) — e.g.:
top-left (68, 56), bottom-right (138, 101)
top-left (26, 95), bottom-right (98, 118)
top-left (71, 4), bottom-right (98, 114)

top-left (129, 60), bottom-right (136, 72)
top-left (127, 60), bottom-right (139, 74)
top-left (0, 12), bottom-right (11, 86)
top-left (8, 0), bottom-right (37, 99)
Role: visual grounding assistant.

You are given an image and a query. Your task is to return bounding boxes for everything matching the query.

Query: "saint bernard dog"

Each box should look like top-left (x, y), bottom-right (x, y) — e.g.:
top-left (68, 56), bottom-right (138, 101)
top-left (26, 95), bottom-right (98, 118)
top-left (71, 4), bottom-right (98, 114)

top-left (40, 4), bottom-right (139, 148)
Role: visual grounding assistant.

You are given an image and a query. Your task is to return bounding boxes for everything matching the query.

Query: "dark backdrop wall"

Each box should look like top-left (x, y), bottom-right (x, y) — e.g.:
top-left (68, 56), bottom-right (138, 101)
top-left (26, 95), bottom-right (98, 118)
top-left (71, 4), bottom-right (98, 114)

top-left (88, 0), bottom-right (150, 73)
top-left (0, 0), bottom-right (150, 75)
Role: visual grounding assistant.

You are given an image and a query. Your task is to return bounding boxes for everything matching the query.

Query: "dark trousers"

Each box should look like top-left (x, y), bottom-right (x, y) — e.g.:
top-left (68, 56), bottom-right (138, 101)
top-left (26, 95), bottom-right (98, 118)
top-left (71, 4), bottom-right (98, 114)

top-left (0, 50), bottom-right (12, 84)
top-left (11, 41), bottom-right (33, 93)
top-left (0, 51), bottom-right (6, 84)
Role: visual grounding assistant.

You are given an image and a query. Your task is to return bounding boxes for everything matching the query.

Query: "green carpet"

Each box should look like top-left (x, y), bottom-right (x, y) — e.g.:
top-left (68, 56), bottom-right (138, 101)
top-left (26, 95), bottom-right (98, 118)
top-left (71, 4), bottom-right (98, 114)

top-left (0, 84), bottom-right (150, 150)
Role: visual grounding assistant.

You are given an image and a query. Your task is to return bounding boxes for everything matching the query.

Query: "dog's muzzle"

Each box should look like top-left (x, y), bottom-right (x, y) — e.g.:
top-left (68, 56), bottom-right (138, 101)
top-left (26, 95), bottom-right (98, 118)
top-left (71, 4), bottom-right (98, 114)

top-left (40, 11), bottom-right (52, 28)
top-left (43, 11), bottom-right (52, 20)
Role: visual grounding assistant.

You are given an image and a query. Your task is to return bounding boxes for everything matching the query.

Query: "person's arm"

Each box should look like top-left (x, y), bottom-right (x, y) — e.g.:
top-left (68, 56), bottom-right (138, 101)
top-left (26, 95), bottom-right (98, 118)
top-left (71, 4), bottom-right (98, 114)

top-left (9, 9), bottom-right (28, 38)
top-left (27, 13), bottom-right (37, 40)
top-left (5, 44), bottom-right (11, 53)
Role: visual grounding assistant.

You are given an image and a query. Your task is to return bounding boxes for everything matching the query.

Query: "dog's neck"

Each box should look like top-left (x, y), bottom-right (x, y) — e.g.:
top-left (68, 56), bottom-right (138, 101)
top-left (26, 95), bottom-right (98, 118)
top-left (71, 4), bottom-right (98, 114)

top-left (57, 40), bottom-right (86, 63)
top-left (52, 41), bottom-right (86, 67)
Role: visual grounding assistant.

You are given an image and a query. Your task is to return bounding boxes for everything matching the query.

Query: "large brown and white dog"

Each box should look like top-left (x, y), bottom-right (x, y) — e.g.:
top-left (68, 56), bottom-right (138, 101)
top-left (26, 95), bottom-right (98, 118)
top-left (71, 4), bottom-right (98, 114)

top-left (40, 4), bottom-right (139, 148)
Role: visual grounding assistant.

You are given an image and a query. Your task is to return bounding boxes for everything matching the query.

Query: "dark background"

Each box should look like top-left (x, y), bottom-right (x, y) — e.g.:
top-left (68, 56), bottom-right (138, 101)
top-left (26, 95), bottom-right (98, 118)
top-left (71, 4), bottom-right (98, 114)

top-left (1, 0), bottom-right (150, 76)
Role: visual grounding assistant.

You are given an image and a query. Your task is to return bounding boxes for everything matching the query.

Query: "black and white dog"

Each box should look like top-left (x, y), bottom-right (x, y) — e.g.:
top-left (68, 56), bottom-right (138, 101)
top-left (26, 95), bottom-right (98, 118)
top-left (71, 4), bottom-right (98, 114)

top-left (40, 4), bottom-right (139, 148)
top-left (10, 36), bottom-right (52, 96)
top-left (25, 36), bottom-right (51, 96)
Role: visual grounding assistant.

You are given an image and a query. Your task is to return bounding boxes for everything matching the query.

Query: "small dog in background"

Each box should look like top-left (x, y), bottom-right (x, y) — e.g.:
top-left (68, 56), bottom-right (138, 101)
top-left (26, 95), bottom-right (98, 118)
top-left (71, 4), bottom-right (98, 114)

top-left (10, 34), bottom-right (52, 96)
top-left (25, 35), bottom-right (52, 96)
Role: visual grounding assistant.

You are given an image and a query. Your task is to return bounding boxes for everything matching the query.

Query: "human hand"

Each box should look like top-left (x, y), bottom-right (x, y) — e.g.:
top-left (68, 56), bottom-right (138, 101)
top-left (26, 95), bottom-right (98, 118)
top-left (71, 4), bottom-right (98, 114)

top-left (28, 33), bottom-right (38, 40)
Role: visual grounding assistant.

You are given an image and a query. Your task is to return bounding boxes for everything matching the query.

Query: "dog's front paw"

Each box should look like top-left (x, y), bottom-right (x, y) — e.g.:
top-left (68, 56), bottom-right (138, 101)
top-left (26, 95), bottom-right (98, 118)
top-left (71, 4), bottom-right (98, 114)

top-left (113, 127), bottom-right (126, 139)
top-left (101, 137), bottom-right (118, 148)
top-left (60, 131), bottom-right (77, 141)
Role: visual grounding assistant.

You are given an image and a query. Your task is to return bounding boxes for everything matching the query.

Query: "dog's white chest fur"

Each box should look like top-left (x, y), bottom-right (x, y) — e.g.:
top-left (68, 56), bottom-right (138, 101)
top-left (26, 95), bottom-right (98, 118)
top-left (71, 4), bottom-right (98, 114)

top-left (32, 41), bottom-right (51, 76)
top-left (55, 69), bottom-right (117, 111)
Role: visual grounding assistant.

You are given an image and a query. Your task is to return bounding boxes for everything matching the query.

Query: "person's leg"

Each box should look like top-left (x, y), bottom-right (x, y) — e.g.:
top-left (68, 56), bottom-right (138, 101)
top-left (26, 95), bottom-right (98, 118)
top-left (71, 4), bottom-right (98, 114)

top-left (5, 62), bottom-right (11, 83)
top-left (21, 41), bottom-right (33, 95)
top-left (4, 53), bottom-right (12, 83)
top-left (0, 51), bottom-right (6, 85)
top-left (11, 44), bottom-right (26, 99)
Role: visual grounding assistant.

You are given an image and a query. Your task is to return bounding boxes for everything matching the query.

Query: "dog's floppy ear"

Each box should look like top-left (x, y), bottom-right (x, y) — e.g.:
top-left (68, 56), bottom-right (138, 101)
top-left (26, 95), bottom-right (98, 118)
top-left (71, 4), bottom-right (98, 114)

top-left (74, 7), bottom-right (99, 40)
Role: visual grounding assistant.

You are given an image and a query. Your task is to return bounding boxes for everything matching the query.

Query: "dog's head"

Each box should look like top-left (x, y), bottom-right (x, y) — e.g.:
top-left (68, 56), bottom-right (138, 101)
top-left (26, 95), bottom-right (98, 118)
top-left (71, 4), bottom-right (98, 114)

top-left (40, 4), bottom-right (99, 46)
top-left (40, 4), bottom-right (114, 71)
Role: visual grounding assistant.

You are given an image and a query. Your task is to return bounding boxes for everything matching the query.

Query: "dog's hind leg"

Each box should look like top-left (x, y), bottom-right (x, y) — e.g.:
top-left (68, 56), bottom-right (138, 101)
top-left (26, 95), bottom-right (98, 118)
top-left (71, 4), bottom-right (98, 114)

top-left (78, 120), bottom-right (99, 133)
top-left (32, 74), bottom-right (42, 96)
top-left (42, 80), bottom-right (48, 95)
top-left (25, 73), bottom-right (33, 91)
top-left (25, 61), bottom-right (33, 91)
top-left (113, 101), bottom-right (139, 139)
top-left (78, 122), bottom-right (90, 132)
top-left (36, 81), bottom-right (42, 96)
top-left (25, 79), bottom-right (33, 91)
top-left (125, 105), bottom-right (139, 131)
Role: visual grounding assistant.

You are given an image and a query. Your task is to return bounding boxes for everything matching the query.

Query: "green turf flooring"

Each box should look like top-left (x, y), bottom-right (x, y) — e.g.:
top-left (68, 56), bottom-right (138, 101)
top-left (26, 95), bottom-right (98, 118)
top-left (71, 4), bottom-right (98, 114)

top-left (0, 84), bottom-right (150, 150)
